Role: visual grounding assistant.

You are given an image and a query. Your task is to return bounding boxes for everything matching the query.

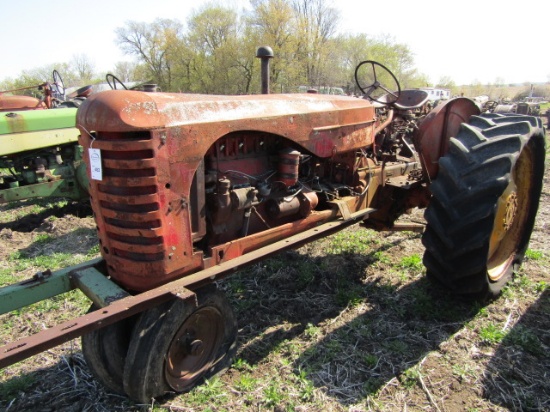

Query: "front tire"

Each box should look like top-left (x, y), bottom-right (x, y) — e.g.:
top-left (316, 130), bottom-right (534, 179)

top-left (123, 285), bottom-right (238, 403)
top-left (81, 306), bottom-right (135, 394)
top-left (422, 113), bottom-right (545, 298)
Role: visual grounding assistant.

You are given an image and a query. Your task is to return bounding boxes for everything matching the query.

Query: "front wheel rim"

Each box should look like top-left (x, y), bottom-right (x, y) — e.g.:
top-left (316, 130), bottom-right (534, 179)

top-left (165, 306), bottom-right (225, 391)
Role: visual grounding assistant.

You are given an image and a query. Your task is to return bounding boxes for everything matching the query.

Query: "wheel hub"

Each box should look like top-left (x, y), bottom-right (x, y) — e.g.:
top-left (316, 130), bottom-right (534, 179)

top-left (488, 144), bottom-right (536, 282)
top-left (490, 182), bottom-right (518, 257)
top-left (503, 192), bottom-right (518, 231)
top-left (165, 306), bottom-right (224, 391)
top-left (177, 333), bottom-right (205, 356)
top-left (188, 339), bottom-right (205, 356)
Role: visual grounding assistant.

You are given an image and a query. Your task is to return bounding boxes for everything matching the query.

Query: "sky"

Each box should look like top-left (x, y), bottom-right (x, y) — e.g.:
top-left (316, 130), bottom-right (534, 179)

top-left (1, 0), bottom-right (548, 86)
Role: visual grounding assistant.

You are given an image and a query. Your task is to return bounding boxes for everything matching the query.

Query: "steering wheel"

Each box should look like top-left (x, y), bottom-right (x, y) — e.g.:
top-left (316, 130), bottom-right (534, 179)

top-left (52, 70), bottom-right (65, 97)
top-left (354, 60), bottom-right (401, 104)
top-left (106, 73), bottom-right (128, 90)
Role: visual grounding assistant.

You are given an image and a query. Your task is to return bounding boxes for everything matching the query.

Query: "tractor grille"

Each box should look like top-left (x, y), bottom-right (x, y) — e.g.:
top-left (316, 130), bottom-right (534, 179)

top-left (92, 131), bottom-right (164, 262)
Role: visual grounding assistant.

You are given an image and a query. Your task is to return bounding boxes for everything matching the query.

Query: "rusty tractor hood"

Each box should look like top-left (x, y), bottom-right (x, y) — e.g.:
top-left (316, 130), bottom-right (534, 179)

top-left (77, 90), bottom-right (374, 134)
top-left (0, 95), bottom-right (47, 112)
top-left (77, 91), bottom-right (376, 160)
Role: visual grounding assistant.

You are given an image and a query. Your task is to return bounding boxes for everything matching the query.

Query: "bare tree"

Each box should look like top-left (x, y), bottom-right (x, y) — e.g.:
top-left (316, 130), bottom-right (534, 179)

top-left (72, 54), bottom-right (96, 84)
top-left (112, 61), bottom-right (139, 82)
top-left (115, 19), bottom-right (184, 90)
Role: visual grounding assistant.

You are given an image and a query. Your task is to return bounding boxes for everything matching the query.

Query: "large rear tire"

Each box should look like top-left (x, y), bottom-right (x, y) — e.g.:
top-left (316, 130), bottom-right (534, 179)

top-left (422, 113), bottom-right (545, 298)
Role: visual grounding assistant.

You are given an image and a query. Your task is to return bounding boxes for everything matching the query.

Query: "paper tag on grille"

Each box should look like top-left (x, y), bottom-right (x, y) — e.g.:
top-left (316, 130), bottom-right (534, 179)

top-left (89, 148), bottom-right (103, 181)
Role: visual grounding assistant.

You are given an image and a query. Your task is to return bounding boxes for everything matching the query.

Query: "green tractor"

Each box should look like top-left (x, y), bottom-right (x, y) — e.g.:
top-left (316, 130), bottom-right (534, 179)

top-left (0, 70), bottom-right (89, 204)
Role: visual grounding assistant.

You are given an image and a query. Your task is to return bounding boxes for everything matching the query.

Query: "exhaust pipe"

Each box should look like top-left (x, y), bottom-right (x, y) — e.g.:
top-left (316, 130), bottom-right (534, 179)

top-left (256, 46), bottom-right (274, 94)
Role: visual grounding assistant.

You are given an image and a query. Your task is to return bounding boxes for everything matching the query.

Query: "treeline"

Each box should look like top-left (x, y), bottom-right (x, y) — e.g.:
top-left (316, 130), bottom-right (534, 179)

top-left (2, 0), bottom-right (434, 95)
top-left (113, 0), bottom-right (431, 94)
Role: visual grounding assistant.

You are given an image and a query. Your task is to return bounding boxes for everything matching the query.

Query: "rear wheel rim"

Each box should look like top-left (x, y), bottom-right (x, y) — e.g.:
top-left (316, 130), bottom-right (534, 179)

top-left (487, 145), bottom-right (535, 281)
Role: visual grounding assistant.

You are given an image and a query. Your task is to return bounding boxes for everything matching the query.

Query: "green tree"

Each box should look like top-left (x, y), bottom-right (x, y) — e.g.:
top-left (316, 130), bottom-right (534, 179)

top-left (292, 0), bottom-right (341, 86)
top-left (248, 0), bottom-right (300, 92)
top-left (109, 2), bottom-right (429, 95)
top-left (436, 76), bottom-right (456, 89)
top-left (325, 33), bottom-right (421, 94)
top-left (186, 6), bottom-right (241, 94)
top-left (404, 71), bottom-right (430, 89)
top-left (0, 63), bottom-right (73, 97)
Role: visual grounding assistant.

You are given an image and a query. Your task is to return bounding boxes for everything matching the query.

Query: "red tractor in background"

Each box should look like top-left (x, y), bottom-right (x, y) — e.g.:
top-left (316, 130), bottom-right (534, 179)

top-left (0, 57), bottom-right (545, 403)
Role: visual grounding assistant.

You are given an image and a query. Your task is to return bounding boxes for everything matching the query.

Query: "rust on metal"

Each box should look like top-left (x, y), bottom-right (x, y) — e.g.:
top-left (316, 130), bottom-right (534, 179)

top-left (0, 278), bottom-right (195, 369)
top-left (0, 95), bottom-right (47, 112)
top-left (414, 97), bottom-right (480, 178)
top-left (0, 207), bottom-right (373, 369)
top-left (77, 91), bottom-right (377, 291)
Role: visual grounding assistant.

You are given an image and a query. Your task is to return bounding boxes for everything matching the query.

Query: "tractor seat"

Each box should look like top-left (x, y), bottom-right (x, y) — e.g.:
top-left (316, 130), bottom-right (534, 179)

top-left (375, 89), bottom-right (430, 110)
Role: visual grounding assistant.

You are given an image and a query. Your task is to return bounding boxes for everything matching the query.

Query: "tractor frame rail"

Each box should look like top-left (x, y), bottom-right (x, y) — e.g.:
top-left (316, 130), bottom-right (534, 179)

top-left (0, 208), bottom-right (373, 369)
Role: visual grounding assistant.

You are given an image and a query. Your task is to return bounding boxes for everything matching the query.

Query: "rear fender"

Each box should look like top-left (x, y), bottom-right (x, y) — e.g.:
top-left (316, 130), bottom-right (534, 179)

top-left (414, 98), bottom-right (480, 179)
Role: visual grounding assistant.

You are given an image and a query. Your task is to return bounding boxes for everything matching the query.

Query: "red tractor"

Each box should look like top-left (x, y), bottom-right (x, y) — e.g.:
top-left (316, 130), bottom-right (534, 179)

top-left (0, 59), bottom-right (545, 403)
